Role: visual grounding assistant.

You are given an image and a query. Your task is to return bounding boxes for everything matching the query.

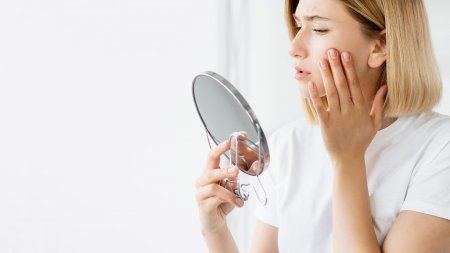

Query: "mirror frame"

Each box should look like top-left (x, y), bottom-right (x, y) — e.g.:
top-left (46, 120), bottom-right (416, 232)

top-left (192, 71), bottom-right (270, 176)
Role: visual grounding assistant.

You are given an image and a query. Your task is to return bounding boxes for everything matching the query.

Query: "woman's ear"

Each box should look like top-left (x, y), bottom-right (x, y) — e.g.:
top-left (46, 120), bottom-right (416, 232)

top-left (368, 29), bottom-right (386, 68)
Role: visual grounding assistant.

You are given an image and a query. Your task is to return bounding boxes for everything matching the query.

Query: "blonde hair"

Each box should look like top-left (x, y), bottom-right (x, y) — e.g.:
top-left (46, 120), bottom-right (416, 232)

top-left (285, 0), bottom-right (442, 123)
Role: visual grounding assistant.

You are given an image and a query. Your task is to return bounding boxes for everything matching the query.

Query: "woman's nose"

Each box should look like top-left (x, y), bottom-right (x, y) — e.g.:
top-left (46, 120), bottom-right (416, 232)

top-left (289, 33), bottom-right (307, 59)
top-left (288, 47), bottom-right (294, 57)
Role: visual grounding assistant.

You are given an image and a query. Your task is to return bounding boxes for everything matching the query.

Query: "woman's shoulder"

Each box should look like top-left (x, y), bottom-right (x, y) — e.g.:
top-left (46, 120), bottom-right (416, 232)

top-left (411, 111), bottom-right (450, 139)
top-left (420, 111), bottom-right (450, 126)
top-left (398, 111), bottom-right (450, 163)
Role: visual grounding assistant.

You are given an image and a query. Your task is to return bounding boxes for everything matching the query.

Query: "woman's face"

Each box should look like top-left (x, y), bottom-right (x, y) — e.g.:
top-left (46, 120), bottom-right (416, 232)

top-left (290, 0), bottom-right (378, 98)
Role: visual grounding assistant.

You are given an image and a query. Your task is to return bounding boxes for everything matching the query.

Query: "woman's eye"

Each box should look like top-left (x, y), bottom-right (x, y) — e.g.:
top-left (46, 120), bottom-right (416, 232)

top-left (295, 26), bottom-right (328, 34)
top-left (313, 29), bottom-right (329, 34)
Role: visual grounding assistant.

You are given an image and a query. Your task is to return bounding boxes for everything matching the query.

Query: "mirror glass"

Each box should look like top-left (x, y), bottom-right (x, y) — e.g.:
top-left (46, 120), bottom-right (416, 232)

top-left (192, 71), bottom-right (270, 176)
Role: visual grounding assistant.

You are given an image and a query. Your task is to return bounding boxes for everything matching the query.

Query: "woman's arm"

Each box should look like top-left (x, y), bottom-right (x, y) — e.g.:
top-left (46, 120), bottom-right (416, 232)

top-left (332, 158), bottom-right (380, 253)
top-left (204, 219), bottom-right (278, 253)
top-left (202, 225), bottom-right (240, 253)
top-left (250, 220), bottom-right (279, 253)
top-left (382, 211), bottom-right (450, 253)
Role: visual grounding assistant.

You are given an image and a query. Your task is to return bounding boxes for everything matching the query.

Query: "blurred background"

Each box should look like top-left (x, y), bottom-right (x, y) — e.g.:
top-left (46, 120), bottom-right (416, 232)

top-left (0, 0), bottom-right (448, 252)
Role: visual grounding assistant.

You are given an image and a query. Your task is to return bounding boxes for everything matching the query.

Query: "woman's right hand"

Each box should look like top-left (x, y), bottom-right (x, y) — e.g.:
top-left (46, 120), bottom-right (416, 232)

top-left (195, 140), bottom-right (245, 234)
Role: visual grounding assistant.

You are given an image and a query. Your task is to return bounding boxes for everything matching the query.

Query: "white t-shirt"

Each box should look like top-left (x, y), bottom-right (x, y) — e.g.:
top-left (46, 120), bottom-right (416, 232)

top-left (254, 112), bottom-right (450, 253)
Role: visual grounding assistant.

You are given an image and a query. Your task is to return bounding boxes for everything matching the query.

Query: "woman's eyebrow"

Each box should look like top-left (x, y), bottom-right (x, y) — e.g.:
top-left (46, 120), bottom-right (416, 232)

top-left (293, 14), bottom-right (331, 22)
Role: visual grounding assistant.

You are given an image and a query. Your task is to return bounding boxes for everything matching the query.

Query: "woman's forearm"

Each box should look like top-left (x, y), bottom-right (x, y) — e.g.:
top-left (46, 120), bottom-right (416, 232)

top-left (332, 158), bottom-right (381, 253)
top-left (202, 225), bottom-right (239, 253)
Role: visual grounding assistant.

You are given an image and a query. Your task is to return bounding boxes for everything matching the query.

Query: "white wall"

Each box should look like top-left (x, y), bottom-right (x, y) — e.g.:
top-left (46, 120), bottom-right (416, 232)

top-left (245, 0), bottom-right (304, 134)
top-left (0, 0), bottom-right (218, 252)
top-left (426, 1), bottom-right (450, 115)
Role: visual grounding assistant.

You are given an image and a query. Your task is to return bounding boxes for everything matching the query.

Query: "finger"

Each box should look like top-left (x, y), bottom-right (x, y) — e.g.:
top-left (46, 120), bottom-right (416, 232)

top-left (201, 197), bottom-right (242, 214)
top-left (221, 178), bottom-right (239, 192)
top-left (308, 81), bottom-right (328, 123)
top-left (200, 197), bottom-right (225, 212)
top-left (341, 51), bottom-right (364, 106)
top-left (219, 201), bottom-right (238, 214)
top-left (206, 140), bottom-right (230, 170)
top-left (196, 166), bottom-right (239, 188)
top-left (196, 183), bottom-right (243, 207)
top-left (319, 59), bottom-right (340, 112)
top-left (328, 49), bottom-right (352, 111)
top-left (370, 85), bottom-right (388, 130)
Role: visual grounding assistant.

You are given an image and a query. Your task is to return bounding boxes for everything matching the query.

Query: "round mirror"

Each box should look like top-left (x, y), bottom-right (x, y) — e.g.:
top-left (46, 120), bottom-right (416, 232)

top-left (192, 71), bottom-right (270, 176)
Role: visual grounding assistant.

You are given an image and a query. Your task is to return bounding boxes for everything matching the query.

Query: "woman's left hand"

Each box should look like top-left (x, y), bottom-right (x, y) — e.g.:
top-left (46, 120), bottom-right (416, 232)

top-left (308, 49), bottom-right (388, 168)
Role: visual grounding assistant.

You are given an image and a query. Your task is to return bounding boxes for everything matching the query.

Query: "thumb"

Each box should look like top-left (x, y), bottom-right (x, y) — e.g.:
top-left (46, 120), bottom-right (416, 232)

top-left (221, 202), bottom-right (236, 215)
top-left (370, 84), bottom-right (388, 130)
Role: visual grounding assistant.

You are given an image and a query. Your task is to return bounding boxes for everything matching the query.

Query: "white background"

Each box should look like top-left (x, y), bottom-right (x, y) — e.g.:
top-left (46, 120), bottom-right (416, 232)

top-left (0, 1), bottom-right (448, 252)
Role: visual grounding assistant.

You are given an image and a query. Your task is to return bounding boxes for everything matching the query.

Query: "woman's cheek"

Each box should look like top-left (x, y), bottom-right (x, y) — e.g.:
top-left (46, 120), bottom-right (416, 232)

top-left (308, 41), bottom-right (338, 97)
top-left (311, 54), bottom-right (328, 97)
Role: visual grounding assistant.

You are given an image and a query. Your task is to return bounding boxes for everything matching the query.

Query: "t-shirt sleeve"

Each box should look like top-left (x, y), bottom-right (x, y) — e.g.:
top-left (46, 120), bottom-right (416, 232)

top-left (253, 165), bottom-right (279, 227)
top-left (401, 142), bottom-right (450, 220)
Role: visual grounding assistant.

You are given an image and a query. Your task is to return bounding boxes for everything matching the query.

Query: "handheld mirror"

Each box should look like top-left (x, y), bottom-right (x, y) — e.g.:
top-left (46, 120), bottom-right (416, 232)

top-left (192, 71), bottom-right (269, 205)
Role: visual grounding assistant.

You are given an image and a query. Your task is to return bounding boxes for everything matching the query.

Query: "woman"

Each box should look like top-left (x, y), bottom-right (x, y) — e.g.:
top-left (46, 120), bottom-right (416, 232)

top-left (195, 0), bottom-right (450, 252)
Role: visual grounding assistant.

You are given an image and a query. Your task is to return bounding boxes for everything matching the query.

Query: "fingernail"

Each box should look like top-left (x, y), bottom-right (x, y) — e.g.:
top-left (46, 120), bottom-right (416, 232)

top-left (328, 49), bottom-right (337, 59)
top-left (342, 52), bottom-right (351, 62)
top-left (220, 140), bottom-right (229, 147)
top-left (319, 60), bottom-right (327, 70)
top-left (236, 198), bottom-right (244, 207)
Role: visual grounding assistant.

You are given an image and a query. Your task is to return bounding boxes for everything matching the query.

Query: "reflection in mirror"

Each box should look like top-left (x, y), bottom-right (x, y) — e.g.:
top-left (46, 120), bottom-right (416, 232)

top-left (229, 132), bottom-right (263, 176)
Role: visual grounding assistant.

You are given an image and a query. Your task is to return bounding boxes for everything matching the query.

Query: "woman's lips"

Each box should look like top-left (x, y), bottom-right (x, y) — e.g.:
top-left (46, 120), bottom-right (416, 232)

top-left (294, 68), bottom-right (311, 80)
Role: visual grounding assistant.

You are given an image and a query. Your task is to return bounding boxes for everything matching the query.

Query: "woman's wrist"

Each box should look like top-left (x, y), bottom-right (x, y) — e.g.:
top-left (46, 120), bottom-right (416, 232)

top-left (201, 223), bottom-right (229, 238)
top-left (331, 155), bottom-right (366, 173)
top-left (202, 224), bottom-right (239, 253)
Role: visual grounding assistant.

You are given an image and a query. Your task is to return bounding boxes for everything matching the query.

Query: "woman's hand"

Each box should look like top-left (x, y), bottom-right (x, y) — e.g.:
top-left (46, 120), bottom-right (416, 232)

top-left (195, 140), bottom-right (245, 234)
top-left (308, 49), bottom-right (388, 167)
